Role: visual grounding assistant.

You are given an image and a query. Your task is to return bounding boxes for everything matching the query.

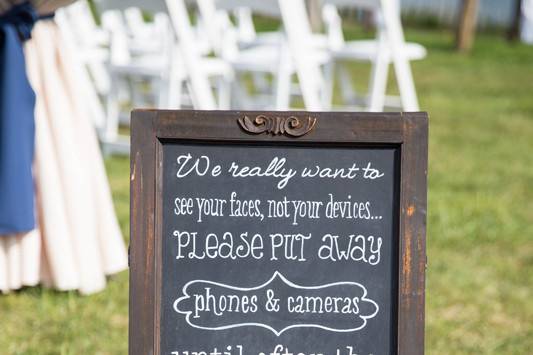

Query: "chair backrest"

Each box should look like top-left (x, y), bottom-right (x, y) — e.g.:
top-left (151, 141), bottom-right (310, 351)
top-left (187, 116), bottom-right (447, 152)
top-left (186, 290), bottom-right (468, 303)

top-left (62, 1), bottom-right (104, 46)
top-left (123, 7), bottom-right (155, 41)
top-left (94, 0), bottom-right (173, 66)
top-left (196, 0), bottom-right (239, 57)
top-left (216, 0), bottom-right (282, 45)
top-left (217, 0), bottom-right (280, 17)
top-left (234, 7), bottom-right (257, 43)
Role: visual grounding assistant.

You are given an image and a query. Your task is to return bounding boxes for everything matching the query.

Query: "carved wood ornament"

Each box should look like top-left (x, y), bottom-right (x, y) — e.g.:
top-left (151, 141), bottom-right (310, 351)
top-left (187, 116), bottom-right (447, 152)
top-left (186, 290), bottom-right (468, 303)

top-left (238, 115), bottom-right (316, 137)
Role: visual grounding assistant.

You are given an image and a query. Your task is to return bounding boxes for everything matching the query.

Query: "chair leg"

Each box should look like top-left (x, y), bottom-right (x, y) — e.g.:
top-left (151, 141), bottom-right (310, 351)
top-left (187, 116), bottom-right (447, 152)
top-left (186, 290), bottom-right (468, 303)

top-left (167, 64), bottom-right (183, 109)
top-left (231, 73), bottom-right (253, 109)
top-left (217, 76), bottom-right (231, 110)
top-left (322, 60), bottom-right (335, 110)
top-left (338, 65), bottom-right (357, 106)
top-left (274, 70), bottom-right (291, 111)
top-left (104, 72), bottom-right (120, 153)
top-left (368, 36), bottom-right (390, 112)
top-left (380, 0), bottom-right (419, 111)
top-left (391, 53), bottom-right (419, 111)
top-left (274, 49), bottom-right (293, 110)
top-left (157, 76), bottom-right (169, 109)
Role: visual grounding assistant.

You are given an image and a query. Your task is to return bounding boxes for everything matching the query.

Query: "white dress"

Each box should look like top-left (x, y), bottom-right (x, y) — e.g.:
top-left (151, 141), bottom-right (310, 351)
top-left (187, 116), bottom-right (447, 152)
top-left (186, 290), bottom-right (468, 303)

top-left (0, 19), bottom-right (128, 295)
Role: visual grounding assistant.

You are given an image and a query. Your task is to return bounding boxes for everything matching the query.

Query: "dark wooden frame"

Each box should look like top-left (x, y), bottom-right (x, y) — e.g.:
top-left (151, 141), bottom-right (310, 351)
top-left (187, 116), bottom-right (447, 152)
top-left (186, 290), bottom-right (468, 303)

top-left (129, 110), bottom-right (428, 355)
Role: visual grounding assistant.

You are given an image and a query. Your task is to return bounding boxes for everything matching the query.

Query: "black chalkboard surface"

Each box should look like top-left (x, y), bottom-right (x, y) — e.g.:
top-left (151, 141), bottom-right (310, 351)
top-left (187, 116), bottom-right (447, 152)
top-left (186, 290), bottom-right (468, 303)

top-left (129, 111), bottom-right (428, 355)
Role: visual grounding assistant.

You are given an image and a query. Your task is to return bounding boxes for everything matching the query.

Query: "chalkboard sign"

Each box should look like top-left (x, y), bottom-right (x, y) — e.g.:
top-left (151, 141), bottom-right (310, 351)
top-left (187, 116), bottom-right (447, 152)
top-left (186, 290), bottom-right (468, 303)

top-left (129, 111), bottom-right (428, 355)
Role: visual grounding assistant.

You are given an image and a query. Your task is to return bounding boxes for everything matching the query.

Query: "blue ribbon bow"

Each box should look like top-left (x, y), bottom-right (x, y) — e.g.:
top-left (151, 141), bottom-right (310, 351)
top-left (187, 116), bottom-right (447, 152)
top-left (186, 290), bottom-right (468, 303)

top-left (0, 2), bottom-right (39, 234)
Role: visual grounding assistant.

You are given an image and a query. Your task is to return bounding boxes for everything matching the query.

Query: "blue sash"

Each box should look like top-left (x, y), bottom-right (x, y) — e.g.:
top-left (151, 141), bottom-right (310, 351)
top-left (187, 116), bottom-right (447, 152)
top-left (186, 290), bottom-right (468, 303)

top-left (0, 2), bottom-right (38, 234)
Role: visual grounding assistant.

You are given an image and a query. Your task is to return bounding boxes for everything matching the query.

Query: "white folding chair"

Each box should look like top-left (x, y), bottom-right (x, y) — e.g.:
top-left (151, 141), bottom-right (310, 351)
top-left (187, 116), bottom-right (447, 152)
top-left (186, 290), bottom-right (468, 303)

top-left (89, 0), bottom-right (233, 154)
top-left (196, 0), bottom-right (294, 109)
top-left (322, 0), bottom-right (426, 111)
top-left (209, 0), bottom-right (333, 110)
top-left (90, 0), bottom-right (176, 153)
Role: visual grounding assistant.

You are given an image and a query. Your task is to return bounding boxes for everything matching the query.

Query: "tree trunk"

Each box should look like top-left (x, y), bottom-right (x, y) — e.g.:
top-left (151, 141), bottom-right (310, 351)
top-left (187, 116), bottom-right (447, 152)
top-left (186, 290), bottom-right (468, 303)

top-left (507, 0), bottom-right (523, 41)
top-left (456, 0), bottom-right (479, 52)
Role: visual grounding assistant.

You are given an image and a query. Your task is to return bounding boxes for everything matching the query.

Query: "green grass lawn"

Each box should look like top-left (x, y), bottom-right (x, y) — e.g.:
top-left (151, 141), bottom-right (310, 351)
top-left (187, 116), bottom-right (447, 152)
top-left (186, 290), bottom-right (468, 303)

top-left (1, 28), bottom-right (532, 354)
